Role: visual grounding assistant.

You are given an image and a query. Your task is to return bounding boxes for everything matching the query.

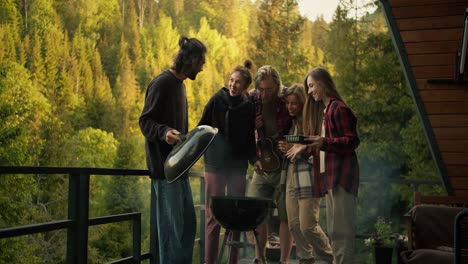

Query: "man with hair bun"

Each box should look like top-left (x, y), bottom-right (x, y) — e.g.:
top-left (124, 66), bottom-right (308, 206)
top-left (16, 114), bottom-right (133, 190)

top-left (139, 36), bottom-right (206, 264)
top-left (198, 60), bottom-right (257, 264)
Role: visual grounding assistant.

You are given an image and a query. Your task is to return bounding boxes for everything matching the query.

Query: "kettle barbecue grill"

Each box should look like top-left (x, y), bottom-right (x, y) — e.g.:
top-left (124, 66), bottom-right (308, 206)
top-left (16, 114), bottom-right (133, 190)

top-left (211, 195), bottom-right (275, 264)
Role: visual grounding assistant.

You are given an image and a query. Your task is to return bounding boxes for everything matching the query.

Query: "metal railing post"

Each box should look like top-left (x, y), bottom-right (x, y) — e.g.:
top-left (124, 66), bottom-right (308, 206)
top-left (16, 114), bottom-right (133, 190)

top-left (149, 179), bottom-right (159, 264)
top-left (199, 176), bottom-right (206, 264)
top-left (66, 173), bottom-right (89, 263)
top-left (78, 173), bottom-right (90, 263)
top-left (66, 173), bottom-right (77, 263)
top-left (133, 213), bottom-right (141, 263)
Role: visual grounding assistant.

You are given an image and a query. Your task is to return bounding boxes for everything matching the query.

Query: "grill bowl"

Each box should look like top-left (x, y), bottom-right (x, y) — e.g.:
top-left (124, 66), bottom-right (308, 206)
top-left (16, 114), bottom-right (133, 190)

top-left (211, 196), bottom-right (274, 232)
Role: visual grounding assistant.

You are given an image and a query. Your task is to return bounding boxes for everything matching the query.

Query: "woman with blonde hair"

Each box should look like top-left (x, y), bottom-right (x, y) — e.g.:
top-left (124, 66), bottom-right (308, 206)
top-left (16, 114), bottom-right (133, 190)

top-left (278, 84), bottom-right (333, 264)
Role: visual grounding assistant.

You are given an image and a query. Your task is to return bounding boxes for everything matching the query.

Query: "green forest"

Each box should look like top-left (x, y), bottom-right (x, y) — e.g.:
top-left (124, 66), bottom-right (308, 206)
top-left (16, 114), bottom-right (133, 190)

top-left (0, 0), bottom-right (444, 262)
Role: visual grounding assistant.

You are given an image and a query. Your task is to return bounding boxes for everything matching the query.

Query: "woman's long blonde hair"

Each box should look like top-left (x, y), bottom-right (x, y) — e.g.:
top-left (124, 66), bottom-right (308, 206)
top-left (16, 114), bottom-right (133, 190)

top-left (302, 67), bottom-right (344, 136)
top-left (284, 83), bottom-right (306, 132)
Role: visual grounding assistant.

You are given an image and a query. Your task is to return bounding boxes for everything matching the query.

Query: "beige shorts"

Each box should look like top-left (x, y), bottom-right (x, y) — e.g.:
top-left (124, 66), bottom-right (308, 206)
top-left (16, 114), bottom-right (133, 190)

top-left (247, 170), bottom-right (287, 221)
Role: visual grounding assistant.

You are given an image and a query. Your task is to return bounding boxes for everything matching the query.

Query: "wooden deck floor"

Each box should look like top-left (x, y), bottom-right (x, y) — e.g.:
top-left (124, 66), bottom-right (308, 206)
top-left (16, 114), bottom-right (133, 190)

top-left (222, 238), bottom-right (331, 264)
top-left (238, 259), bottom-right (329, 264)
top-left (239, 258), bottom-right (344, 264)
top-left (238, 259), bottom-right (299, 264)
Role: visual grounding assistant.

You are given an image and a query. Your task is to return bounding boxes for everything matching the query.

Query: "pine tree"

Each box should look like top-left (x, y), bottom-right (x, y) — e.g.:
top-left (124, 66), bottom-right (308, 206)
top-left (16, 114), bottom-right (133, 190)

top-left (0, 61), bottom-right (49, 263)
top-left (113, 35), bottom-right (141, 138)
top-left (252, 0), bottom-right (306, 85)
top-left (89, 49), bottom-right (115, 130)
top-left (27, 0), bottom-right (58, 36)
top-left (0, 25), bottom-right (17, 63)
top-left (0, 0), bottom-right (20, 24)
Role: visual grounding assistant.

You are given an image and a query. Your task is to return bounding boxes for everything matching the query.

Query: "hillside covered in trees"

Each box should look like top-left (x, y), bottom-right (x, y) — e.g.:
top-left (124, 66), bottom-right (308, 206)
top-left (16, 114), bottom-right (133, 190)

top-left (0, 0), bottom-right (443, 262)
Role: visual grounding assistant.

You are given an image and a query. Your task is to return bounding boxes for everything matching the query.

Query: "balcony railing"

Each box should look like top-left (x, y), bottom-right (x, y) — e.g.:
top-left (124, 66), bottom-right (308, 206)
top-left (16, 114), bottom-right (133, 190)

top-left (0, 167), bottom-right (153, 263)
top-left (0, 166), bottom-right (441, 263)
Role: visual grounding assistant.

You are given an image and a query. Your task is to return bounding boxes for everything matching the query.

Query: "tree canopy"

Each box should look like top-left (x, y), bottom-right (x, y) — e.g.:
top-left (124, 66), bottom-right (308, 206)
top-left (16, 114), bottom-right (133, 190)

top-left (0, 0), bottom-right (440, 262)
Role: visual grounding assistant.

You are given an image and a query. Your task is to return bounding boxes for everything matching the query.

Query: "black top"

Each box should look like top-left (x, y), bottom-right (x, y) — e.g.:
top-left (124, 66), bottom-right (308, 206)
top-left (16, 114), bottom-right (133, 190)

top-left (198, 88), bottom-right (256, 173)
top-left (139, 70), bottom-right (188, 179)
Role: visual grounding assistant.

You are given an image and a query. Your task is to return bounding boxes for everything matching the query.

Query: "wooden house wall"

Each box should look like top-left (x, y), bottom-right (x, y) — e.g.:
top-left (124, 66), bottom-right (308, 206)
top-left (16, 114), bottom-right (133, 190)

top-left (386, 0), bottom-right (468, 195)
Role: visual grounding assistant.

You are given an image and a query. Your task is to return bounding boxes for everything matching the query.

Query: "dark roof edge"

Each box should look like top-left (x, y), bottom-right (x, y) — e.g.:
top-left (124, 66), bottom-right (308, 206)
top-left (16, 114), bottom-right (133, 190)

top-left (379, 0), bottom-right (453, 195)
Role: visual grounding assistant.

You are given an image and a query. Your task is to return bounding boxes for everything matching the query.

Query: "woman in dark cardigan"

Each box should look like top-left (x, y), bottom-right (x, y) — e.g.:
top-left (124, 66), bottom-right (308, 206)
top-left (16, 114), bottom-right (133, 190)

top-left (198, 60), bottom-right (256, 264)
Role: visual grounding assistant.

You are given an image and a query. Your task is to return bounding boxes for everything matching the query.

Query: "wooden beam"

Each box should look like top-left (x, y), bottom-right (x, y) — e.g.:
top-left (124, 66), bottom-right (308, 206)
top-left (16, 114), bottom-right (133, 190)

top-left (389, 0), bottom-right (467, 8)
top-left (442, 152), bottom-right (468, 164)
top-left (451, 177), bottom-right (468, 188)
top-left (417, 80), bottom-right (468, 90)
top-left (434, 127), bottom-right (468, 139)
top-left (429, 115), bottom-right (468, 127)
top-left (412, 65), bottom-right (455, 79)
top-left (447, 165), bottom-right (468, 177)
top-left (426, 82), bottom-right (468, 90)
top-left (454, 189), bottom-right (468, 196)
top-left (401, 28), bottom-right (463, 42)
top-left (393, 2), bottom-right (468, 19)
top-left (425, 102), bottom-right (468, 114)
top-left (421, 90), bottom-right (468, 102)
top-left (406, 41), bottom-right (459, 54)
top-left (438, 140), bottom-right (468, 152)
top-left (397, 15), bottom-right (465, 31)
top-left (408, 53), bottom-right (458, 66)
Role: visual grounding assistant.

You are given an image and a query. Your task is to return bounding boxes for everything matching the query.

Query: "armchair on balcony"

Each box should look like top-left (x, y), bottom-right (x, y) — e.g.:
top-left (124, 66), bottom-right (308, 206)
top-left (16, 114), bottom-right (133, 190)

top-left (400, 192), bottom-right (468, 264)
top-left (455, 209), bottom-right (468, 264)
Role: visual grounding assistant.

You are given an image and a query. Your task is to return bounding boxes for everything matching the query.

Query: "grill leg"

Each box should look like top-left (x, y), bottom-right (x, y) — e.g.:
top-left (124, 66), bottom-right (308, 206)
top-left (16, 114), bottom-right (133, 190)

top-left (217, 229), bottom-right (230, 264)
top-left (253, 229), bottom-right (266, 264)
top-left (227, 230), bottom-right (233, 263)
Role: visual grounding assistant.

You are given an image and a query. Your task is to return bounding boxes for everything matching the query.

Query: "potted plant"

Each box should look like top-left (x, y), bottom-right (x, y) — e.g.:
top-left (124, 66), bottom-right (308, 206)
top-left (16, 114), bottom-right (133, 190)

top-left (394, 233), bottom-right (409, 264)
top-left (364, 217), bottom-right (394, 264)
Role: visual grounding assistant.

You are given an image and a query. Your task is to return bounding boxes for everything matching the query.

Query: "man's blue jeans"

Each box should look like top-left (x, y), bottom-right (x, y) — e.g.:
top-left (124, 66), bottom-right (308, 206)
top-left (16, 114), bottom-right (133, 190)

top-left (153, 178), bottom-right (196, 264)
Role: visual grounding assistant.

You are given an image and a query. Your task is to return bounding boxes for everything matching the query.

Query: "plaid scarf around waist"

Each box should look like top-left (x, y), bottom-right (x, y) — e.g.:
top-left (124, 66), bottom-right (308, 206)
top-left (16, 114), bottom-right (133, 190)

top-left (280, 155), bottom-right (323, 198)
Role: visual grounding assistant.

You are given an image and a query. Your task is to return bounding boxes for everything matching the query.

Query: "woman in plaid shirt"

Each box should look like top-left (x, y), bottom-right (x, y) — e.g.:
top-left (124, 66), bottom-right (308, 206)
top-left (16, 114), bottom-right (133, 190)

top-left (279, 84), bottom-right (334, 264)
top-left (287, 67), bottom-right (360, 264)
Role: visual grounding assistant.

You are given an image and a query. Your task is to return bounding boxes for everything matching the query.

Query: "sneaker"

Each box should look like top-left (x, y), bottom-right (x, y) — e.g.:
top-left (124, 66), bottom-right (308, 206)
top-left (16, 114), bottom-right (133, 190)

top-left (251, 258), bottom-right (268, 264)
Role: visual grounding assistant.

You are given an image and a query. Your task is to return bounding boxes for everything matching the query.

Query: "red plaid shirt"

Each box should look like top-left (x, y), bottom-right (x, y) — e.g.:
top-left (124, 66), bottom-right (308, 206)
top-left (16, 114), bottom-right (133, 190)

top-left (308, 98), bottom-right (360, 196)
